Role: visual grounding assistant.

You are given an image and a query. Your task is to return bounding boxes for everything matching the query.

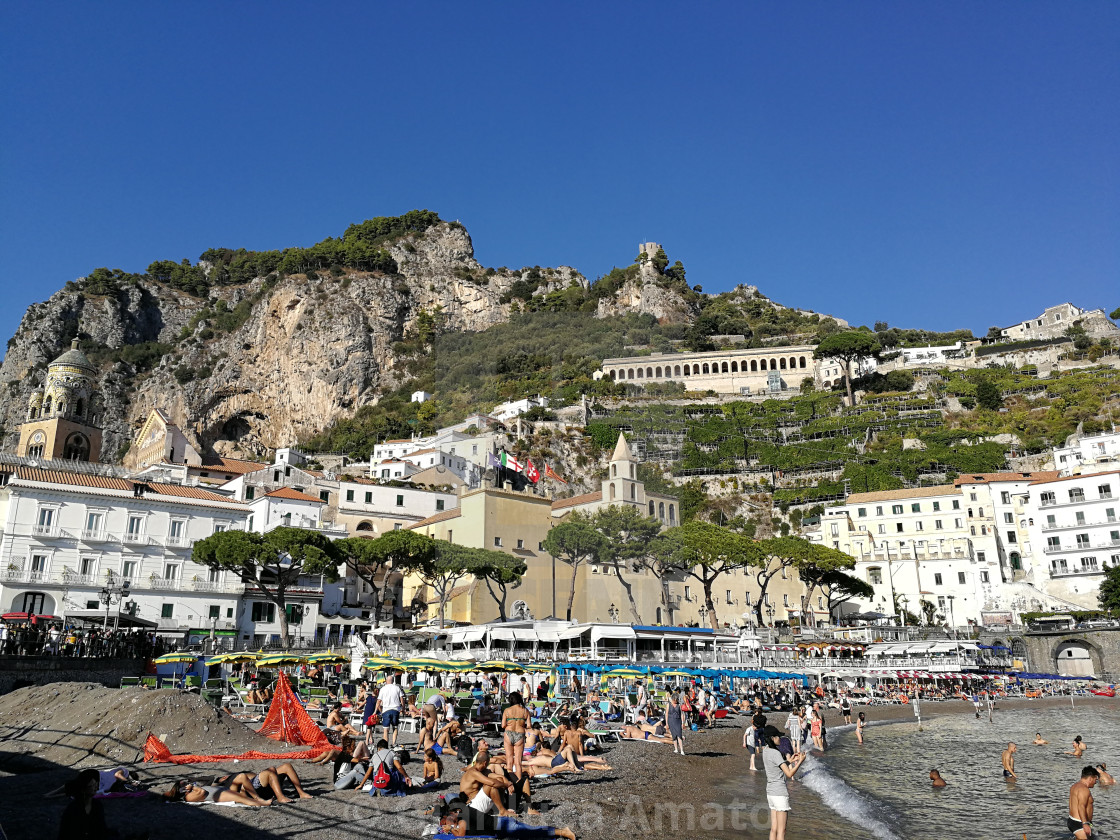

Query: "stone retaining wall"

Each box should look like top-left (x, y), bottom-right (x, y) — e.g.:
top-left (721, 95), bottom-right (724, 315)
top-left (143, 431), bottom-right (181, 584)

top-left (0, 656), bottom-right (144, 695)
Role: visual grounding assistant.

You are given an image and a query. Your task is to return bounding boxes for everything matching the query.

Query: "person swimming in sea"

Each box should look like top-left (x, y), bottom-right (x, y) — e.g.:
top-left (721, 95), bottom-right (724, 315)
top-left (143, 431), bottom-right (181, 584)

top-left (1095, 763), bottom-right (1114, 786)
top-left (1067, 736), bottom-right (1087, 758)
top-left (929, 769), bottom-right (947, 788)
top-left (1032, 732), bottom-right (1048, 745)
top-left (1001, 742), bottom-right (1017, 779)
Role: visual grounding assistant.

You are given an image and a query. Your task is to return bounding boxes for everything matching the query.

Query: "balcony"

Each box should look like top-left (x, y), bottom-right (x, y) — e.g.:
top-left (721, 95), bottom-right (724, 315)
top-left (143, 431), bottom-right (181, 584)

top-left (190, 578), bottom-right (235, 593)
top-left (148, 576), bottom-right (180, 590)
top-left (122, 533), bottom-right (150, 546)
top-left (1051, 566), bottom-right (1104, 578)
top-left (80, 529), bottom-right (108, 542)
top-left (166, 536), bottom-right (194, 549)
top-left (32, 524), bottom-right (59, 538)
top-left (59, 572), bottom-right (99, 586)
top-left (2, 568), bottom-right (46, 584)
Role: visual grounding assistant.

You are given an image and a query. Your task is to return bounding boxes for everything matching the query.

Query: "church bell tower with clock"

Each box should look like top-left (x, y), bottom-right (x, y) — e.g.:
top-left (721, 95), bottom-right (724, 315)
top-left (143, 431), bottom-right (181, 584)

top-left (17, 338), bottom-right (103, 463)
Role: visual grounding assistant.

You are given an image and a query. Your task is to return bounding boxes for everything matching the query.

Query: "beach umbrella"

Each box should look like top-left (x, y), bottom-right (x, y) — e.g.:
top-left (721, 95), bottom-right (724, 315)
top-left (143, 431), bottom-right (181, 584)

top-left (440, 660), bottom-right (478, 673)
top-left (208, 650), bottom-right (260, 664)
top-left (478, 660), bottom-right (523, 673)
top-left (522, 663), bottom-right (552, 673)
top-left (306, 650), bottom-right (350, 665)
top-left (599, 668), bottom-right (609, 693)
top-left (153, 651), bottom-right (199, 687)
top-left (257, 653), bottom-right (305, 668)
top-left (547, 667), bottom-right (557, 701)
top-left (661, 669), bottom-right (693, 679)
top-left (605, 666), bottom-right (646, 678)
top-left (363, 656), bottom-right (402, 670)
top-left (397, 656), bottom-right (448, 669)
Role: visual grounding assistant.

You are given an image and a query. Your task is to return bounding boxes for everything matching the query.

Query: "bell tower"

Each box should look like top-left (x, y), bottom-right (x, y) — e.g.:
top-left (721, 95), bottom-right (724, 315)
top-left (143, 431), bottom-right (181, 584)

top-left (17, 339), bottom-right (103, 462)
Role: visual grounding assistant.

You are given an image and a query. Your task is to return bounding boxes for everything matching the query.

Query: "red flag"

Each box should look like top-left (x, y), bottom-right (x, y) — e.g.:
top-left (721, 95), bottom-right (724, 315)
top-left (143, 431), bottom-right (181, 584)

top-left (525, 460), bottom-right (540, 483)
top-left (544, 463), bottom-right (567, 484)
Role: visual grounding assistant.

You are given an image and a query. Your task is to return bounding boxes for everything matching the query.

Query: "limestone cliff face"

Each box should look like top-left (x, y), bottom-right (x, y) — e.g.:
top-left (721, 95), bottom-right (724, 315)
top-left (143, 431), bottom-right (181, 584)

top-left (0, 222), bottom-right (591, 460)
top-left (595, 258), bottom-right (697, 324)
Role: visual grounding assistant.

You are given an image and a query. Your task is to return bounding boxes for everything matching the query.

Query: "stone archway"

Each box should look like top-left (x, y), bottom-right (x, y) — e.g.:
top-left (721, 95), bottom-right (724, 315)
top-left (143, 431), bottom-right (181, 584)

top-left (1051, 637), bottom-right (1104, 677)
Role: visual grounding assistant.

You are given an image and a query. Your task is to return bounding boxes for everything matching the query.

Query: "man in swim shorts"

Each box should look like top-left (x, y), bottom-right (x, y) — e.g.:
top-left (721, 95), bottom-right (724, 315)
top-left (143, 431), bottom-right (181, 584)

top-left (1001, 742), bottom-right (1017, 779)
top-left (1068, 766), bottom-right (1099, 839)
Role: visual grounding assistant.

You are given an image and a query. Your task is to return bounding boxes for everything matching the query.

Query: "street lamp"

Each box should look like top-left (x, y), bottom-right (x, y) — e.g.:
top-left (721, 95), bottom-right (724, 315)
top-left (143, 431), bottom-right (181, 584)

top-left (947, 595), bottom-right (956, 639)
top-left (765, 603), bottom-right (775, 627)
top-left (899, 595), bottom-right (909, 629)
top-left (698, 604), bottom-right (708, 627)
top-left (99, 571), bottom-right (131, 631)
top-left (607, 603), bottom-right (619, 624)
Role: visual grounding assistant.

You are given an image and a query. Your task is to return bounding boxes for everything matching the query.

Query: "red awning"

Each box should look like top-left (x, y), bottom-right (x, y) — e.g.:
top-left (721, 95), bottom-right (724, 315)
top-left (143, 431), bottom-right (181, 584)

top-left (1, 612), bottom-right (59, 622)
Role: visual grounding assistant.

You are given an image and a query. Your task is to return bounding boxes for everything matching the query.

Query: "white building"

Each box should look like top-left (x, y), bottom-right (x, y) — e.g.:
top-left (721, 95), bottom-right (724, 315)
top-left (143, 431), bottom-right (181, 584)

top-left (1052, 429), bottom-right (1120, 474)
top-left (335, 479), bottom-right (457, 535)
top-left (411, 391), bottom-right (434, 404)
top-left (1024, 470), bottom-right (1120, 609)
top-left (895, 342), bottom-right (968, 365)
top-left (0, 465), bottom-right (249, 637)
top-left (491, 396), bottom-right (550, 423)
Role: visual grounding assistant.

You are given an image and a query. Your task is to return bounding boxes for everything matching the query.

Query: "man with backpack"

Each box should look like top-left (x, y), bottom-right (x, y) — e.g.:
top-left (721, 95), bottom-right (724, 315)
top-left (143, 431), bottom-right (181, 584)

top-left (359, 739), bottom-right (411, 796)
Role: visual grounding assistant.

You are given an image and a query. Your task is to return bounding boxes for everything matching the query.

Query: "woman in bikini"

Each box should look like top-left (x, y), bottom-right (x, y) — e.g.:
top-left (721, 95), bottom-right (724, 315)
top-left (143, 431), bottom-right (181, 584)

top-left (211, 763), bottom-right (312, 803)
top-left (502, 691), bottom-right (530, 778)
top-left (163, 779), bottom-right (266, 806)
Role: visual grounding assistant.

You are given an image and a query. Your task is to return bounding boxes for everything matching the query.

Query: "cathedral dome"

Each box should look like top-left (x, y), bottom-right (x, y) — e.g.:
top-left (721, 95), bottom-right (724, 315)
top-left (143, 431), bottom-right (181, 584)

top-left (49, 339), bottom-right (95, 373)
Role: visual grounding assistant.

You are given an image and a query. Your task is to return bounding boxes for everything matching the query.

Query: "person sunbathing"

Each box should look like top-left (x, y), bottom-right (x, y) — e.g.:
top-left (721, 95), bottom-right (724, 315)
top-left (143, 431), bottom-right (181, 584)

top-left (309, 733), bottom-right (355, 766)
top-left (163, 779), bottom-right (267, 806)
top-left (621, 724), bottom-right (673, 744)
top-left (528, 743), bottom-right (612, 773)
top-left (459, 750), bottom-right (516, 817)
top-left (439, 796), bottom-right (577, 839)
top-left (246, 683), bottom-right (273, 705)
top-left (418, 719), bottom-right (460, 758)
top-left (213, 763), bottom-right (312, 802)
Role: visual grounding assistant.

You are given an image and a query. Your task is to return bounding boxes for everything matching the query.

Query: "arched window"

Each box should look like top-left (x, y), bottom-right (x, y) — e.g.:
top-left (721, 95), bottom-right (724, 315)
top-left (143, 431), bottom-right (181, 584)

top-left (674, 365), bottom-right (681, 377)
top-left (63, 433), bottom-right (89, 461)
top-left (669, 504), bottom-right (675, 522)
top-left (609, 370), bottom-right (616, 380)
top-left (656, 607), bottom-right (662, 624)
top-left (967, 508), bottom-right (973, 518)
top-left (630, 484), bottom-right (636, 500)
top-left (75, 398), bottom-right (85, 418)
top-left (649, 501), bottom-right (655, 515)
top-left (731, 361), bottom-right (738, 372)
top-left (646, 367), bottom-right (653, 378)
top-left (799, 356), bottom-right (807, 368)
top-left (702, 363), bottom-right (710, 374)
top-left (655, 366), bottom-right (662, 378)
top-left (611, 464), bottom-right (617, 478)
top-left (789, 357), bottom-right (796, 369)
top-left (721, 362), bottom-right (729, 373)
top-left (42, 396), bottom-right (52, 415)
top-left (356, 521), bottom-right (374, 532)
top-left (1009, 552), bottom-right (1021, 570)
top-left (658, 502), bottom-right (665, 519)
top-left (637, 368), bottom-right (644, 379)
top-left (751, 360), bottom-right (758, 372)
top-left (682, 365), bottom-right (689, 376)
top-left (780, 358), bottom-right (787, 369)
top-left (693, 364), bottom-right (700, 375)
top-left (610, 483), bottom-right (617, 500)
top-left (760, 359), bottom-right (768, 371)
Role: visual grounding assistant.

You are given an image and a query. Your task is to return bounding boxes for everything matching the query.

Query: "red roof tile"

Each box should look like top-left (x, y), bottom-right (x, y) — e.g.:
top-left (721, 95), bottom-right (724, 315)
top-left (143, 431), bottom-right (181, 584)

top-left (15, 467), bottom-right (134, 491)
top-left (954, 471), bottom-right (1059, 486)
top-left (551, 490), bottom-right (603, 511)
top-left (408, 508), bottom-right (462, 529)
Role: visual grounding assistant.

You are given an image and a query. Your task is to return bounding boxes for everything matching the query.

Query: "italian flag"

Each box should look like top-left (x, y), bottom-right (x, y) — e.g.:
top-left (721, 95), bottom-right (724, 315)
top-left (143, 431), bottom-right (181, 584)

top-left (500, 451), bottom-right (523, 473)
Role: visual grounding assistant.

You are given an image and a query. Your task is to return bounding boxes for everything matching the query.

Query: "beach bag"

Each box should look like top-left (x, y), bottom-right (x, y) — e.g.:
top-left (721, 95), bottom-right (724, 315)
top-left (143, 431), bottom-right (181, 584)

top-left (365, 712), bottom-right (380, 727)
top-left (372, 759), bottom-right (392, 791)
top-left (681, 698), bottom-right (693, 713)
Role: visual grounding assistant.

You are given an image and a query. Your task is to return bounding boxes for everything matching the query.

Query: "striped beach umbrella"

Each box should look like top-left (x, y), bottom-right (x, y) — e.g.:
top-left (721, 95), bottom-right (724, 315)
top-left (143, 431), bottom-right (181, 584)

top-left (363, 656), bottom-right (402, 670)
top-left (478, 660), bottom-right (523, 673)
top-left (397, 656), bottom-right (452, 670)
top-left (153, 651), bottom-right (198, 664)
top-left (605, 666), bottom-right (645, 678)
top-left (306, 650), bottom-right (350, 665)
top-left (258, 653), bottom-right (305, 668)
top-left (440, 659), bottom-right (478, 673)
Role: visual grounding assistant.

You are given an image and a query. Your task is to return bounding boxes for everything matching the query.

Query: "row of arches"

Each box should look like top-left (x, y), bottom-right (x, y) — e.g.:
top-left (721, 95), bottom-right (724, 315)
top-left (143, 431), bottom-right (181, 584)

top-left (609, 355), bottom-right (808, 381)
top-left (28, 396), bottom-right (87, 421)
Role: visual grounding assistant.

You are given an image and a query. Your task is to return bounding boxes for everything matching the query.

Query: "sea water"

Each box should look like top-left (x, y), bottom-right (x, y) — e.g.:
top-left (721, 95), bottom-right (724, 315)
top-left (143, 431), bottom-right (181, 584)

top-left (713, 701), bottom-right (1119, 840)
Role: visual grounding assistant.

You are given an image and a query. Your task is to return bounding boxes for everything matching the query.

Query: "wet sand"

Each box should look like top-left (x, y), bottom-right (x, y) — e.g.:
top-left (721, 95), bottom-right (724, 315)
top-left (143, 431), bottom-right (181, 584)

top-left (0, 689), bottom-right (1108, 840)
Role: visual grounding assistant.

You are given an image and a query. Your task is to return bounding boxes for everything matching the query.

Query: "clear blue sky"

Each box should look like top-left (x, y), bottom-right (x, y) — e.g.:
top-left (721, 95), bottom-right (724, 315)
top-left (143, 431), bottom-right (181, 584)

top-left (2, 2), bottom-right (1117, 352)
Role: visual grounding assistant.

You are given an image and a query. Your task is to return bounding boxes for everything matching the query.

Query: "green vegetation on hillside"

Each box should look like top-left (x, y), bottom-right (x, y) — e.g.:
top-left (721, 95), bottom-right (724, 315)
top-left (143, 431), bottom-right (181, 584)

top-left (68, 210), bottom-right (444, 299)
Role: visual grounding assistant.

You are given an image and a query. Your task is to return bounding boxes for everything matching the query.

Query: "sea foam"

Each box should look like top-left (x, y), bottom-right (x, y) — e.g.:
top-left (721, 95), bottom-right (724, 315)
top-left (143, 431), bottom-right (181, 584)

top-left (797, 755), bottom-right (903, 840)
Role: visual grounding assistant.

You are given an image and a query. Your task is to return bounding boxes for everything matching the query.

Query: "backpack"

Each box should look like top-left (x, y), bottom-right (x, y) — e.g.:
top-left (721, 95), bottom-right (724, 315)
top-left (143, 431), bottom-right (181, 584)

top-left (371, 755), bottom-right (392, 790)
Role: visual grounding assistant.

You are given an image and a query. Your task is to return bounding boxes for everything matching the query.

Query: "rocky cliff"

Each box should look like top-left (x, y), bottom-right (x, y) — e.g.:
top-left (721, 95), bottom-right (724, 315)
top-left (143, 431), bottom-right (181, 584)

top-left (0, 221), bottom-right (617, 460)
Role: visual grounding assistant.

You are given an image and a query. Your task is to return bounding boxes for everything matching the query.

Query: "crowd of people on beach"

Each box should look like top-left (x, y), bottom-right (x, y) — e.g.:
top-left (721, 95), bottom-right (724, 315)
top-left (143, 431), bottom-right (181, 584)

top-left (43, 665), bottom-right (1116, 840)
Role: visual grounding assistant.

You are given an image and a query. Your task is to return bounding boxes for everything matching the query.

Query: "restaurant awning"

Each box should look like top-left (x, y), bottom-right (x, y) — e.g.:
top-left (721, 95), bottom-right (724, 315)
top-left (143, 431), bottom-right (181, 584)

top-left (591, 625), bottom-right (637, 642)
top-left (63, 609), bottom-right (158, 629)
top-left (559, 626), bottom-right (591, 640)
top-left (447, 626), bottom-right (487, 643)
top-left (489, 627), bottom-right (538, 641)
